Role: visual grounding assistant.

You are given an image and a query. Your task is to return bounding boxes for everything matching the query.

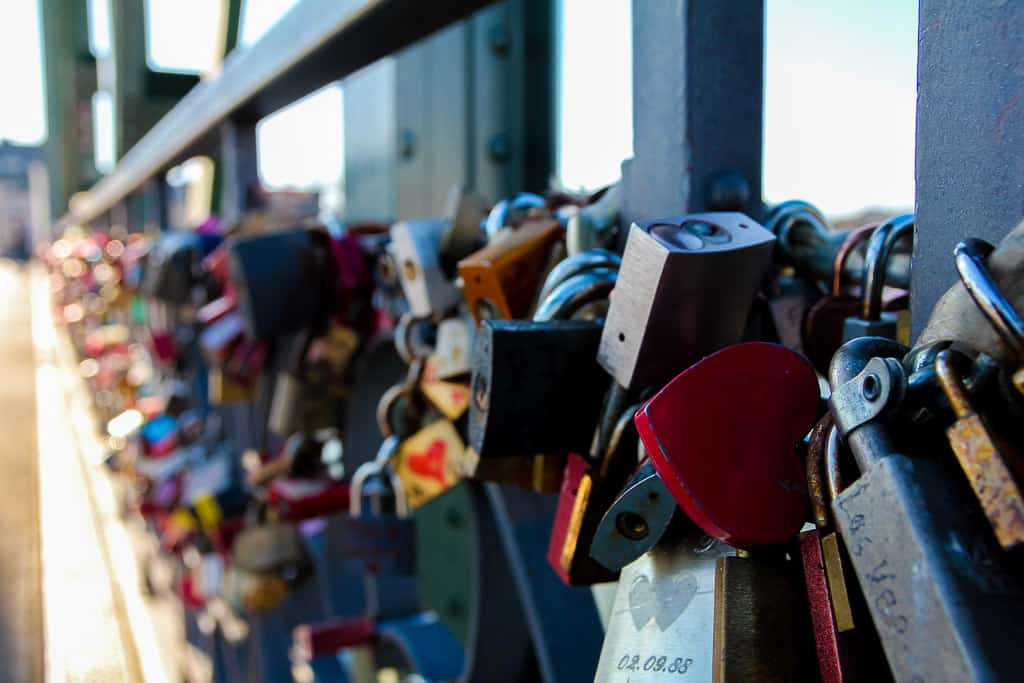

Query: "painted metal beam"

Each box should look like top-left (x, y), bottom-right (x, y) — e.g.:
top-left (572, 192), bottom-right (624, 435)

top-left (63, 0), bottom-right (500, 227)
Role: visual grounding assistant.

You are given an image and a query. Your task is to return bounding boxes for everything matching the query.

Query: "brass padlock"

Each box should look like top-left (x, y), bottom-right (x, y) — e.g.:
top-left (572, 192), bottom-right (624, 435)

top-left (935, 350), bottom-right (1024, 550)
top-left (713, 551), bottom-right (817, 682)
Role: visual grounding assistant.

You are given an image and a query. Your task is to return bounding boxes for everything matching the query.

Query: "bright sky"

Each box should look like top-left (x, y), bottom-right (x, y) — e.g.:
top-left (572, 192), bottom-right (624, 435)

top-left (0, 0), bottom-right (919, 217)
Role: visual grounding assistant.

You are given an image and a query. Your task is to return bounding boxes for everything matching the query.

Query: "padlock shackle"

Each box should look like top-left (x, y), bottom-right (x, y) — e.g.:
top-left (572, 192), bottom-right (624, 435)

top-left (806, 414), bottom-right (833, 530)
top-left (537, 249), bottom-right (621, 304)
top-left (765, 200), bottom-right (829, 236)
top-left (861, 214), bottom-right (914, 320)
top-left (954, 238), bottom-right (1024, 358)
top-left (348, 438), bottom-right (407, 517)
top-left (533, 267), bottom-right (617, 322)
top-left (825, 425), bottom-right (844, 505)
top-left (934, 350), bottom-right (974, 420)
top-left (831, 224), bottom-right (877, 294)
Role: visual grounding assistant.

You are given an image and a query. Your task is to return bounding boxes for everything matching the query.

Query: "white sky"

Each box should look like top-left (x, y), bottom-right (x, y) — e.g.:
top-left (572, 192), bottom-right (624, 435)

top-left (0, 0), bottom-right (919, 217)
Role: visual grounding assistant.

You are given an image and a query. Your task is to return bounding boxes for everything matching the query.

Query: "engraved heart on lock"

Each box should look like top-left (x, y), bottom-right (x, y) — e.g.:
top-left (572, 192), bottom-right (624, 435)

top-left (627, 571), bottom-right (699, 631)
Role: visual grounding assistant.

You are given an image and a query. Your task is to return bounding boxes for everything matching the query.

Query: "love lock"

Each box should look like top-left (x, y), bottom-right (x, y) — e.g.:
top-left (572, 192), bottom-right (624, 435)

top-left (635, 342), bottom-right (820, 548)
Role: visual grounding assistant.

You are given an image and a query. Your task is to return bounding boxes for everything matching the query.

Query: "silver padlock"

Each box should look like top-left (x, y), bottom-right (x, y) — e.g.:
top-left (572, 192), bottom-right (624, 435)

top-left (841, 214), bottom-right (913, 342)
top-left (828, 337), bottom-right (1024, 681)
top-left (597, 212), bottom-right (775, 391)
top-left (594, 530), bottom-right (734, 682)
top-left (389, 218), bottom-right (461, 318)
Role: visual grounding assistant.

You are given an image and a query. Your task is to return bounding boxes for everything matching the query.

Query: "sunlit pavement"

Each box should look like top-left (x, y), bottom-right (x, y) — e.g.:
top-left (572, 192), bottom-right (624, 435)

top-left (0, 261), bottom-right (204, 682)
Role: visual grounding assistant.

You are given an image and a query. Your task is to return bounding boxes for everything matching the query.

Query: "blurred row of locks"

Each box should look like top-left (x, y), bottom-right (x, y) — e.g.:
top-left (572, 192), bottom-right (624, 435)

top-left (48, 185), bottom-right (1024, 682)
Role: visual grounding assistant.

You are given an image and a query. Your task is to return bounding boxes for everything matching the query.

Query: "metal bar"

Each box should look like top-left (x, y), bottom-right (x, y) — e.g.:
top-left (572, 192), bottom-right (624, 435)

top-left (63, 0), bottom-right (501, 227)
top-left (911, 0), bottom-right (1024, 338)
top-left (623, 0), bottom-right (764, 226)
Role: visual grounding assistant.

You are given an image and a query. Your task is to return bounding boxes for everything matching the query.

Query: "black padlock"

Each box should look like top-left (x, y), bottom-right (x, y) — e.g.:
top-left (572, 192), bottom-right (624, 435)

top-left (141, 231), bottom-right (204, 305)
top-left (228, 228), bottom-right (330, 340)
top-left (469, 319), bottom-right (606, 459)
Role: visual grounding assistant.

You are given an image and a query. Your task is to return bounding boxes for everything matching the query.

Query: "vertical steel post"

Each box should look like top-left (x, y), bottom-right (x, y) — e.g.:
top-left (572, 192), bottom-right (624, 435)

top-left (218, 119), bottom-right (260, 226)
top-left (624, 0), bottom-right (764, 226)
top-left (911, 1), bottom-right (1024, 337)
top-left (343, 60), bottom-right (399, 222)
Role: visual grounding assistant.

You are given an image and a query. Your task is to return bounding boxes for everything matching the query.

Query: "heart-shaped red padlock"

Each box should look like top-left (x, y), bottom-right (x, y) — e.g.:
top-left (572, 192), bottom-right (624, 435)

top-left (634, 342), bottom-right (819, 549)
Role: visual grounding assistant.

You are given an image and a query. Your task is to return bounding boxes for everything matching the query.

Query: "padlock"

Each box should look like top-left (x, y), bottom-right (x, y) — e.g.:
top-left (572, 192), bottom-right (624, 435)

top-left (827, 337), bottom-right (1024, 681)
top-left (636, 342), bottom-right (819, 548)
top-left (427, 315), bottom-right (474, 380)
top-left (389, 218), bottom-right (461, 318)
top-left (458, 216), bottom-right (564, 324)
top-left (799, 416), bottom-right (892, 683)
top-left (208, 368), bottom-right (256, 404)
top-left (597, 213), bottom-right (775, 391)
top-left (268, 331), bottom-right (333, 437)
top-left (198, 310), bottom-right (245, 366)
top-left (340, 442), bottom-right (417, 578)
top-left (803, 224), bottom-right (877, 373)
top-left (141, 231), bottom-right (204, 305)
top-left (468, 319), bottom-right (605, 459)
top-left (935, 350), bottom-right (1024, 550)
top-left (566, 183), bottom-right (621, 257)
top-left (712, 550), bottom-right (818, 682)
top-left (347, 452), bottom-right (419, 619)
top-left (590, 455), bottom-right (680, 572)
top-left (228, 228), bottom-right (330, 339)
top-left (841, 214), bottom-right (913, 342)
top-left (593, 529), bottom-right (735, 682)
top-left (392, 418), bottom-right (469, 509)
top-left (548, 396), bottom-right (642, 585)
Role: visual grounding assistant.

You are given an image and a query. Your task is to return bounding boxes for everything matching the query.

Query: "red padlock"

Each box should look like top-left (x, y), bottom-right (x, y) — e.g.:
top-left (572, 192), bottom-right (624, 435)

top-left (634, 342), bottom-right (819, 548)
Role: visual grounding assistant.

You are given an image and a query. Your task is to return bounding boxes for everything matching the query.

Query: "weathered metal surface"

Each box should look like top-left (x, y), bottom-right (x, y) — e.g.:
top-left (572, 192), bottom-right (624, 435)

top-left (912, 0), bottom-right (1024, 339)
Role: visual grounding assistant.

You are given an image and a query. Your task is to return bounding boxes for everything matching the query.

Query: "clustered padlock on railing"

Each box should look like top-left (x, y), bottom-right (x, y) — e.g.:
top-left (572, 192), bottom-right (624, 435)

top-left (43, 186), bottom-right (1024, 681)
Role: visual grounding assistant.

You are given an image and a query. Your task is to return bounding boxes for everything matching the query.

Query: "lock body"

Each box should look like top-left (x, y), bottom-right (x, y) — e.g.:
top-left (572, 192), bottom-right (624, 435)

top-left (594, 534), bottom-right (734, 682)
top-left (469, 320), bottom-right (605, 459)
top-left (458, 217), bottom-right (564, 324)
top-left (598, 213), bottom-right (775, 391)
top-left (390, 218), bottom-right (460, 318)
top-left (228, 229), bottom-right (329, 340)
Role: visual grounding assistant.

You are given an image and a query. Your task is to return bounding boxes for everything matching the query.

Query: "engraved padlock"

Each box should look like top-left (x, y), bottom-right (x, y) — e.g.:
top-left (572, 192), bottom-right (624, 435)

top-left (841, 214), bottom-right (913, 342)
top-left (828, 337), bottom-right (1024, 681)
top-left (598, 213), bottom-right (775, 391)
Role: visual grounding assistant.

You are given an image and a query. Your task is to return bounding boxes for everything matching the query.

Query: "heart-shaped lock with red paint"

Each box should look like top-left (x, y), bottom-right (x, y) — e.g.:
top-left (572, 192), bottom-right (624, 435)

top-left (635, 342), bottom-right (819, 548)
